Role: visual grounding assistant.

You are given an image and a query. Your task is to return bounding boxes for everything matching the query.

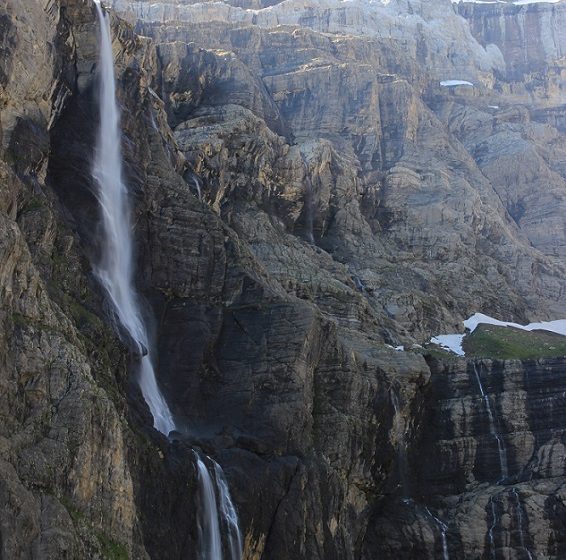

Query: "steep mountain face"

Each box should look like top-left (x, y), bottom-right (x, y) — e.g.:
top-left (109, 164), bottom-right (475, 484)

top-left (1, 0), bottom-right (566, 559)
top-left (112, 0), bottom-right (566, 340)
top-left (365, 356), bottom-right (566, 559)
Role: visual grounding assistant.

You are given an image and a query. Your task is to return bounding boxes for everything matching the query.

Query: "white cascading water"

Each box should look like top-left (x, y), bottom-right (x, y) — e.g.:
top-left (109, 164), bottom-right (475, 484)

top-left (487, 496), bottom-right (498, 560)
top-left (196, 454), bottom-right (243, 560)
top-left (424, 507), bottom-right (450, 560)
top-left (214, 462), bottom-right (243, 560)
top-left (93, 5), bottom-right (243, 558)
top-left (511, 488), bottom-right (533, 560)
top-left (472, 364), bottom-right (508, 482)
top-left (197, 456), bottom-right (223, 560)
top-left (92, 0), bottom-right (175, 436)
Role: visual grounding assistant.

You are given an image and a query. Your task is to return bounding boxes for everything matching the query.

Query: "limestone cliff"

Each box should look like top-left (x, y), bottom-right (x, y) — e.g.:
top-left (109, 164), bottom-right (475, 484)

top-left (2, 0), bottom-right (566, 559)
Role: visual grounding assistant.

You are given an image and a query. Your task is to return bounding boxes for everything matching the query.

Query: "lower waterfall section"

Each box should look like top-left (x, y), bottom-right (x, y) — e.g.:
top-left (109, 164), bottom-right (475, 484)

top-left (196, 455), bottom-right (243, 560)
top-left (196, 456), bottom-right (223, 560)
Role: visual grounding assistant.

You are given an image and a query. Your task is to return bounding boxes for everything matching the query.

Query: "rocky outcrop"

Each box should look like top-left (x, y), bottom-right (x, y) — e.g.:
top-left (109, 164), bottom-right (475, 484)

top-left (119, 0), bottom-right (566, 337)
top-left (0, 1), bottom-right (428, 558)
top-left (365, 356), bottom-right (566, 559)
top-left (0, 1), bottom-right (148, 557)
top-left (457, 0), bottom-right (566, 96)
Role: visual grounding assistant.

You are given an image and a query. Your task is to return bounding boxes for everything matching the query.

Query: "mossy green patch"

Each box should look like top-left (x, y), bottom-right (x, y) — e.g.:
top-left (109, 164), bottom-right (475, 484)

top-left (95, 531), bottom-right (129, 560)
top-left (420, 344), bottom-right (460, 361)
top-left (18, 196), bottom-right (44, 215)
top-left (59, 495), bottom-right (84, 524)
top-left (463, 323), bottom-right (566, 360)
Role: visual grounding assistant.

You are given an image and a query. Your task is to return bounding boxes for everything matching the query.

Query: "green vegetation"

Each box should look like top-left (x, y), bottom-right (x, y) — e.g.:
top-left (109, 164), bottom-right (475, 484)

top-left (18, 196), bottom-right (45, 216)
top-left (59, 495), bottom-right (84, 524)
top-left (463, 323), bottom-right (566, 360)
top-left (419, 343), bottom-right (460, 361)
top-left (60, 495), bottom-right (128, 560)
top-left (95, 531), bottom-right (129, 560)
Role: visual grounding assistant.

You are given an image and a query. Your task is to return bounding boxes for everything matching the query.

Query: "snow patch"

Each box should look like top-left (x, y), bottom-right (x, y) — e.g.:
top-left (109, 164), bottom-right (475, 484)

top-left (464, 312), bottom-right (566, 337)
top-left (430, 335), bottom-right (465, 356)
top-left (430, 312), bottom-right (566, 356)
top-left (440, 80), bottom-right (474, 87)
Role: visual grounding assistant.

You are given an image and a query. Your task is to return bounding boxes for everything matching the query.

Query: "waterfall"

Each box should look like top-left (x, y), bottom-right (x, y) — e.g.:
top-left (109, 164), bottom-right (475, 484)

top-left (196, 455), bottom-right (243, 560)
top-left (214, 462), bottom-right (243, 560)
top-left (197, 456), bottom-right (223, 560)
top-left (472, 363), bottom-right (508, 482)
top-left (190, 174), bottom-right (203, 201)
top-left (424, 507), bottom-right (450, 560)
top-left (93, 6), bottom-right (242, 557)
top-left (487, 496), bottom-right (498, 560)
top-left (92, 0), bottom-right (175, 436)
top-left (511, 488), bottom-right (533, 560)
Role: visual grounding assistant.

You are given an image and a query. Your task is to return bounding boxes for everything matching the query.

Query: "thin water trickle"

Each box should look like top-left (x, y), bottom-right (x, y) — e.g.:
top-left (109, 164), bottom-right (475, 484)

top-left (472, 363), bottom-right (508, 482)
top-left (390, 389), bottom-right (410, 499)
top-left (488, 496), bottom-right (498, 560)
top-left (92, 0), bottom-right (175, 435)
top-left (424, 507), bottom-right (450, 560)
top-left (191, 174), bottom-right (203, 201)
top-left (300, 153), bottom-right (315, 244)
top-left (512, 488), bottom-right (533, 560)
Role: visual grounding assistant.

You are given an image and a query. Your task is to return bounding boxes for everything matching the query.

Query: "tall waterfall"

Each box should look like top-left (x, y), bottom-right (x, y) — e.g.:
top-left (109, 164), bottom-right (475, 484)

top-left (92, 0), bottom-right (174, 435)
top-left (93, 5), bottom-right (243, 558)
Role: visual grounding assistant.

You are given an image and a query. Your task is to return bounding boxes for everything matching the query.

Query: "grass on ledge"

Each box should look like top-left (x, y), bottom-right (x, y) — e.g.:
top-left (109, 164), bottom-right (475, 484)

top-left (463, 323), bottom-right (566, 360)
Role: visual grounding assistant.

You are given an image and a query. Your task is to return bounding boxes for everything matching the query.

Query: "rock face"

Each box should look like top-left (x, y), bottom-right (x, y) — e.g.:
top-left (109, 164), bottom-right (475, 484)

top-left (365, 356), bottom-right (566, 559)
top-left (2, 0), bottom-right (566, 559)
top-left (115, 0), bottom-right (566, 338)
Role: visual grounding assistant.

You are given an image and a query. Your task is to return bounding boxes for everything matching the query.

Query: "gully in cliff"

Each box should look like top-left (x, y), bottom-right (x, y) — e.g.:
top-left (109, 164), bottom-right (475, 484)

top-left (92, 3), bottom-right (241, 558)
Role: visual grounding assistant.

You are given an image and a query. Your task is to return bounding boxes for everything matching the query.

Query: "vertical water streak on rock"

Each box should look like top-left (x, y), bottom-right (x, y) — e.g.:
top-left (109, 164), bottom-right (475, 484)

top-left (196, 455), bottom-right (223, 560)
top-left (92, 0), bottom-right (175, 435)
top-left (512, 488), bottom-right (533, 560)
top-left (424, 507), bottom-right (450, 560)
top-left (213, 462), bottom-right (243, 560)
top-left (191, 174), bottom-right (203, 201)
top-left (487, 495), bottom-right (498, 560)
top-left (390, 389), bottom-right (410, 499)
top-left (472, 363), bottom-right (508, 482)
